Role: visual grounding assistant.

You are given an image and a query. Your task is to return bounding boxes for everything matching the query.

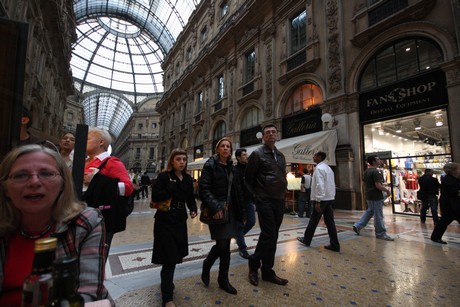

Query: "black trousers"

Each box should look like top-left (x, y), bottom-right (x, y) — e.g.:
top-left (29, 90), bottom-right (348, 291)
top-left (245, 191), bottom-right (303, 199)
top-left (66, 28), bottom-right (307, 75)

top-left (303, 200), bottom-right (340, 251)
top-left (161, 263), bottom-right (176, 303)
top-left (431, 211), bottom-right (460, 240)
top-left (249, 197), bottom-right (284, 278)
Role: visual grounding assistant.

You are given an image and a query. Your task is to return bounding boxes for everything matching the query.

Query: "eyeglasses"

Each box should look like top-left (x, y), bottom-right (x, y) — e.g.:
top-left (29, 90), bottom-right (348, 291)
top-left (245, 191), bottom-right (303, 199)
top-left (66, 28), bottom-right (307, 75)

top-left (6, 171), bottom-right (61, 183)
top-left (264, 130), bottom-right (278, 135)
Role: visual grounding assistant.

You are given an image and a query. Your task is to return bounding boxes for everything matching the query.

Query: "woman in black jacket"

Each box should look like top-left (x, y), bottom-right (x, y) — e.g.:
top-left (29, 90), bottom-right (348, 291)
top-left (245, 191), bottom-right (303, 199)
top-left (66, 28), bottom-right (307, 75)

top-left (431, 162), bottom-right (460, 244)
top-left (199, 137), bottom-right (246, 295)
top-left (151, 149), bottom-right (197, 307)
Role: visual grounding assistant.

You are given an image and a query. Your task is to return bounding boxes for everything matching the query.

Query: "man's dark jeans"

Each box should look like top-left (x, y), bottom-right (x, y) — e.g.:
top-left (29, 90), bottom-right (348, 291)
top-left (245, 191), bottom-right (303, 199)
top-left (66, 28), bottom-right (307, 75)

top-left (420, 195), bottom-right (439, 224)
top-left (236, 202), bottom-right (256, 251)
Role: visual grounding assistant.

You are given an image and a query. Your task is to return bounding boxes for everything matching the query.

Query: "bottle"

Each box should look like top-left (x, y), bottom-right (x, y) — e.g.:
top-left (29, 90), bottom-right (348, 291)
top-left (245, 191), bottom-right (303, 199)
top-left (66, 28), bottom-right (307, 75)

top-left (46, 256), bottom-right (84, 307)
top-left (22, 237), bottom-right (58, 307)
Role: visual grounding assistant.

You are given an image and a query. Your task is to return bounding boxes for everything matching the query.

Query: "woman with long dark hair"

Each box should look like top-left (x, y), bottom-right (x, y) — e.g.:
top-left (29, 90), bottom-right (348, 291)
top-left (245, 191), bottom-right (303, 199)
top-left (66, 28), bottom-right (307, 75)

top-left (151, 148), bottom-right (197, 307)
top-left (199, 138), bottom-right (245, 295)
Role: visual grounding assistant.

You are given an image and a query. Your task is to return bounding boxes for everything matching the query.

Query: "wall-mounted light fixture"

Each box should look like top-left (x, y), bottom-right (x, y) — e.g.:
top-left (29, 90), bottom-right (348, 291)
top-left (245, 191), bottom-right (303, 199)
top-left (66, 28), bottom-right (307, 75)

top-left (434, 114), bottom-right (443, 127)
top-left (413, 118), bottom-right (422, 130)
top-left (321, 113), bottom-right (337, 130)
top-left (256, 132), bottom-right (263, 143)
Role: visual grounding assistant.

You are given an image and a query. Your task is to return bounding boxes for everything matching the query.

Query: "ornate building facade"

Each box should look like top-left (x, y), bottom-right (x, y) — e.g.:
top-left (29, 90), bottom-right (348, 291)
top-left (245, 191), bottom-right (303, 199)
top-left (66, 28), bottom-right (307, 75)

top-left (0, 0), bottom-right (76, 144)
top-left (156, 0), bottom-right (460, 211)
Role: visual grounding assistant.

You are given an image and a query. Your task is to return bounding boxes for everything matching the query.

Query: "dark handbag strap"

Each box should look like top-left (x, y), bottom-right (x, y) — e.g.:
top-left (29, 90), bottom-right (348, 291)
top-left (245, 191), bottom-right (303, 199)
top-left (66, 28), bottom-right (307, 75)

top-left (97, 157), bottom-right (111, 171)
top-left (226, 171), bottom-right (233, 204)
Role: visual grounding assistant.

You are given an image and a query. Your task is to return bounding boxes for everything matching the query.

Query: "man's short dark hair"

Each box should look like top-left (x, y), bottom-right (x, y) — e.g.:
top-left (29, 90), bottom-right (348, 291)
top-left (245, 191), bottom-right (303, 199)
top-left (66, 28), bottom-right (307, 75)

top-left (262, 124), bottom-right (277, 133)
top-left (315, 151), bottom-right (326, 161)
top-left (366, 155), bottom-right (378, 165)
top-left (235, 148), bottom-right (246, 158)
top-left (424, 168), bottom-right (433, 174)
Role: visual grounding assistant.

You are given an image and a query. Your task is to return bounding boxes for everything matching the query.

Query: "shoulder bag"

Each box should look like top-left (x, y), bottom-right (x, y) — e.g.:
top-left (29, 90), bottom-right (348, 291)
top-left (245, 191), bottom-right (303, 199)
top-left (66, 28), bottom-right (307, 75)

top-left (82, 158), bottom-right (132, 233)
top-left (150, 174), bottom-right (173, 212)
top-left (200, 172), bottom-right (232, 225)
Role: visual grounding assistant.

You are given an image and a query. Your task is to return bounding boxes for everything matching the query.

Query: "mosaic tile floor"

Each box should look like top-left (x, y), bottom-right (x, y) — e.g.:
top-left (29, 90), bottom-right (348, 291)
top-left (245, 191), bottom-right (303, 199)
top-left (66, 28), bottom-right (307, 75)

top-left (107, 199), bottom-right (460, 306)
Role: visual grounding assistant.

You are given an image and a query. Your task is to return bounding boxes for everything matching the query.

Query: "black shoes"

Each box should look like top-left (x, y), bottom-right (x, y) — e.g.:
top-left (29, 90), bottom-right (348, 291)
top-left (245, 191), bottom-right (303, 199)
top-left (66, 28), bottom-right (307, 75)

top-left (248, 266), bottom-right (259, 286)
top-left (431, 238), bottom-right (447, 244)
top-left (239, 249), bottom-right (250, 259)
top-left (262, 274), bottom-right (289, 286)
top-left (353, 225), bottom-right (360, 236)
top-left (218, 279), bottom-right (237, 295)
top-left (201, 259), bottom-right (211, 287)
top-left (297, 237), bottom-right (310, 247)
top-left (324, 245), bottom-right (340, 252)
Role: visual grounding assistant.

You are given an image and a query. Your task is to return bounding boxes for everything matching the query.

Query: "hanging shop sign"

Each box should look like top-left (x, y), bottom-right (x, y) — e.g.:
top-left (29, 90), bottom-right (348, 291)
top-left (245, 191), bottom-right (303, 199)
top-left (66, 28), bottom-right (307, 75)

top-left (187, 130), bottom-right (338, 170)
top-left (282, 107), bottom-right (322, 138)
top-left (359, 70), bottom-right (447, 123)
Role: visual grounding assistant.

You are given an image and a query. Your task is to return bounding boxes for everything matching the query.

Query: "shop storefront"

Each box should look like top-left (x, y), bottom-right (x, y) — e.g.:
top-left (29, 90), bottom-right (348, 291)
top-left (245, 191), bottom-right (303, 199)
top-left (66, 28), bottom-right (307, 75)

top-left (360, 69), bottom-right (451, 216)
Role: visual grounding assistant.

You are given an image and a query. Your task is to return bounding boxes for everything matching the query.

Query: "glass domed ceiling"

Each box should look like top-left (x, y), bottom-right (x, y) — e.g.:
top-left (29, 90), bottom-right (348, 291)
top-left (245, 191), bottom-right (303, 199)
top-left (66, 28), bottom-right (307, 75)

top-left (71, 0), bottom-right (202, 137)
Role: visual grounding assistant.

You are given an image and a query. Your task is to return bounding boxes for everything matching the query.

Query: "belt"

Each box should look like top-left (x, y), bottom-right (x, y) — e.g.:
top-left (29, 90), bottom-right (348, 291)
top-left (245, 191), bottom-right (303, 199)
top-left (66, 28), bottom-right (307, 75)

top-left (171, 201), bottom-right (186, 209)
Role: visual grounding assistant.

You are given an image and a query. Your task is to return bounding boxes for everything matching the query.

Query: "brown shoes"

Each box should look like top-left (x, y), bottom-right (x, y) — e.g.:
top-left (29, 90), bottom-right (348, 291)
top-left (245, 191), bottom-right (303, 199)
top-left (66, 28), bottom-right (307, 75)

top-left (248, 267), bottom-right (259, 286)
top-left (262, 274), bottom-right (289, 286)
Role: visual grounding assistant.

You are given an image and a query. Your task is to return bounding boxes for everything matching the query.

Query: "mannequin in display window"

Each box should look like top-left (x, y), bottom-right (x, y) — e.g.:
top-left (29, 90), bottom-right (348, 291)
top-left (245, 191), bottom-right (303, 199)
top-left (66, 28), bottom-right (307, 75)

top-left (402, 170), bottom-right (419, 212)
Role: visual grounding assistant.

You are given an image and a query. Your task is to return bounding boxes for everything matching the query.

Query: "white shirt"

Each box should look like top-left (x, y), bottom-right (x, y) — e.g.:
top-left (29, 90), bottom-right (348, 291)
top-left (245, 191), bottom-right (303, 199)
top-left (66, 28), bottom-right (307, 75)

top-left (310, 161), bottom-right (336, 201)
top-left (303, 174), bottom-right (312, 189)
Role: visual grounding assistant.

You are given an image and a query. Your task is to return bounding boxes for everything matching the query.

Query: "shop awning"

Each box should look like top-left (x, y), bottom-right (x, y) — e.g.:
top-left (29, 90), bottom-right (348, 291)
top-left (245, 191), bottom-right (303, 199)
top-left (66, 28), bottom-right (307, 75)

top-left (187, 129), bottom-right (338, 170)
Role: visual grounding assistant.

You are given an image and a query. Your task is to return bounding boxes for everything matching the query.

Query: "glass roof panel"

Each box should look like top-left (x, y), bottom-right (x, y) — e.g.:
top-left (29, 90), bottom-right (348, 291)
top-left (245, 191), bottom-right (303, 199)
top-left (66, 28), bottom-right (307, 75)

top-left (71, 0), bottom-right (202, 137)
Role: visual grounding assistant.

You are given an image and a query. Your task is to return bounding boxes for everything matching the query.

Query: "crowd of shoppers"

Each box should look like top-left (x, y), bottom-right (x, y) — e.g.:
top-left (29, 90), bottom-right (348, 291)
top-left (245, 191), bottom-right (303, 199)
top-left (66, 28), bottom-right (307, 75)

top-left (2, 123), bottom-right (458, 306)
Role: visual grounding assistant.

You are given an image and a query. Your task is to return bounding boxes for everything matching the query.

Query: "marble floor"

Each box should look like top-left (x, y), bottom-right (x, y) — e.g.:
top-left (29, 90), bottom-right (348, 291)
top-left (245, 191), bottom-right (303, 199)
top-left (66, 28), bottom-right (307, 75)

top-left (106, 198), bottom-right (460, 306)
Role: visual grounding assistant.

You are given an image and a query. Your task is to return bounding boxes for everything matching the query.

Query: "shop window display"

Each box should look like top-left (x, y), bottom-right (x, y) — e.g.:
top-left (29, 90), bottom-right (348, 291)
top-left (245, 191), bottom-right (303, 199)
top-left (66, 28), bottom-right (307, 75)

top-left (363, 109), bottom-right (451, 216)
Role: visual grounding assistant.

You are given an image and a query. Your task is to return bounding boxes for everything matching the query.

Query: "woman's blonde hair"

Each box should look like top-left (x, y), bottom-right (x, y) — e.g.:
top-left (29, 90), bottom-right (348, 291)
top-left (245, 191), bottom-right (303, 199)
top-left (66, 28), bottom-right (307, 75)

top-left (443, 162), bottom-right (460, 175)
top-left (214, 137), bottom-right (233, 163)
top-left (88, 127), bottom-right (112, 151)
top-left (0, 145), bottom-right (85, 238)
top-left (164, 148), bottom-right (188, 174)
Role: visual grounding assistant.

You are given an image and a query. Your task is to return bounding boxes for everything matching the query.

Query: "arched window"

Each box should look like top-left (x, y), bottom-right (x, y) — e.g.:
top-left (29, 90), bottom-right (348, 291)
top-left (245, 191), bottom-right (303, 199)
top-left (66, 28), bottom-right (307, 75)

top-left (194, 130), bottom-right (203, 159)
top-left (283, 83), bottom-right (322, 116)
top-left (212, 121), bottom-right (227, 153)
top-left (240, 107), bottom-right (262, 147)
top-left (241, 107), bottom-right (261, 130)
top-left (359, 37), bottom-right (443, 91)
top-left (180, 137), bottom-right (188, 149)
top-left (213, 121), bottom-right (226, 140)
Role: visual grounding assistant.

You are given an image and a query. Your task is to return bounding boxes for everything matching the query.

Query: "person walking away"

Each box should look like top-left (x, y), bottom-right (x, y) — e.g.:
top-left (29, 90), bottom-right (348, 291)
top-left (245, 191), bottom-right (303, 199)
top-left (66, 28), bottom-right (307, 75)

top-left (418, 168), bottom-right (441, 224)
top-left (430, 162), bottom-right (460, 244)
top-left (151, 149), bottom-right (197, 306)
top-left (297, 152), bottom-right (340, 252)
top-left (234, 148), bottom-right (256, 259)
top-left (298, 168), bottom-right (312, 218)
top-left (199, 138), bottom-right (246, 295)
top-left (141, 171), bottom-right (151, 199)
top-left (353, 155), bottom-right (394, 241)
top-left (132, 171), bottom-right (141, 200)
top-left (245, 124), bottom-right (288, 287)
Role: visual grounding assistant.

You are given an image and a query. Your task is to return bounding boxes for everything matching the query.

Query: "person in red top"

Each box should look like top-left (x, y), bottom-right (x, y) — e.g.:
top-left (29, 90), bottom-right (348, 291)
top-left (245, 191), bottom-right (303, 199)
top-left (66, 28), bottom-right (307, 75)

top-left (83, 127), bottom-right (133, 251)
top-left (0, 145), bottom-right (111, 306)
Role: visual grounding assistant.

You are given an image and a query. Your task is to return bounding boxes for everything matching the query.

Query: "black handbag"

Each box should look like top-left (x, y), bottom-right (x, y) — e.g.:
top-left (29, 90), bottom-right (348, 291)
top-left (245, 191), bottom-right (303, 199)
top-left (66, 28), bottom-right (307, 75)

top-left (200, 172), bottom-right (232, 225)
top-left (82, 158), bottom-right (132, 233)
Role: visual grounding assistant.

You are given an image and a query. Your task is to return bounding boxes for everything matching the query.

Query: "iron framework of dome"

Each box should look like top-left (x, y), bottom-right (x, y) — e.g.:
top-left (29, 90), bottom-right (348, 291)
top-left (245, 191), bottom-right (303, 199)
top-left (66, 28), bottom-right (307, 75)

top-left (71, 0), bottom-right (201, 137)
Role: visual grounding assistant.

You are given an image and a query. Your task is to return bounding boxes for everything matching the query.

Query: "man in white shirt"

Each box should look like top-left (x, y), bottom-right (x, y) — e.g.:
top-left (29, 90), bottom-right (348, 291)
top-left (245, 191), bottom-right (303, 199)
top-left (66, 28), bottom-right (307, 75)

top-left (297, 151), bottom-right (340, 252)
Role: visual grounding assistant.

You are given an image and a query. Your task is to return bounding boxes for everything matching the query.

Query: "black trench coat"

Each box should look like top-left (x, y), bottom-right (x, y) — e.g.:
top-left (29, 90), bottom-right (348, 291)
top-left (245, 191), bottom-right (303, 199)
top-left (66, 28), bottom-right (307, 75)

top-left (151, 171), bottom-right (197, 264)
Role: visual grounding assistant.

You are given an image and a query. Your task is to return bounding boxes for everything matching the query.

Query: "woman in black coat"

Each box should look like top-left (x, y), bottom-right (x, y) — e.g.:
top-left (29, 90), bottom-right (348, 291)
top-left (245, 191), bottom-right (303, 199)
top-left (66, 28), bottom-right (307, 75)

top-left (151, 149), bottom-right (197, 307)
top-left (199, 137), bottom-right (246, 295)
top-left (431, 162), bottom-right (460, 244)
